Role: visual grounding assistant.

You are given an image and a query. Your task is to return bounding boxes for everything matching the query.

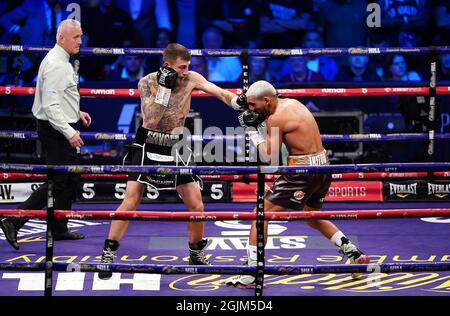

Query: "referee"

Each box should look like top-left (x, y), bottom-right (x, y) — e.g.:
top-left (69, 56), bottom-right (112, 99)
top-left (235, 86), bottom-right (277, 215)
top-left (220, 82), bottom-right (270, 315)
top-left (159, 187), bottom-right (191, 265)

top-left (0, 19), bottom-right (92, 249)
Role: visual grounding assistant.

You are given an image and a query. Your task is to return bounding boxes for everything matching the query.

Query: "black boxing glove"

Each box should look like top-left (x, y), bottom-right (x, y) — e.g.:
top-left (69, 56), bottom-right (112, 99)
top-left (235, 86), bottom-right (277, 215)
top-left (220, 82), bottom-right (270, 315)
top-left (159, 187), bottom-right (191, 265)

top-left (230, 93), bottom-right (248, 110)
top-left (238, 110), bottom-right (266, 128)
top-left (155, 66), bottom-right (178, 106)
top-left (157, 66), bottom-right (178, 88)
top-left (238, 110), bottom-right (266, 147)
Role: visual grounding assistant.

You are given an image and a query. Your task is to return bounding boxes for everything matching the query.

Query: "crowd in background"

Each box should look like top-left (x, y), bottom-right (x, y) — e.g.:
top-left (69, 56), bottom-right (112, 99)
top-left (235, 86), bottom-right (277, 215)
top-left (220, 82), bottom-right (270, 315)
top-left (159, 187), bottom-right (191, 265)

top-left (0, 0), bottom-right (449, 85)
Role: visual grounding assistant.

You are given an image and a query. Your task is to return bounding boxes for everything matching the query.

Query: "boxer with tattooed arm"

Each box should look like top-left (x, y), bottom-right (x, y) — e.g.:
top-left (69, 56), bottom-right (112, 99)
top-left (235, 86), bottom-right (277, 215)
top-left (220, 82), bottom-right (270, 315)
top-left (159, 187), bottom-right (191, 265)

top-left (98, 43), bottom-right (246, 279)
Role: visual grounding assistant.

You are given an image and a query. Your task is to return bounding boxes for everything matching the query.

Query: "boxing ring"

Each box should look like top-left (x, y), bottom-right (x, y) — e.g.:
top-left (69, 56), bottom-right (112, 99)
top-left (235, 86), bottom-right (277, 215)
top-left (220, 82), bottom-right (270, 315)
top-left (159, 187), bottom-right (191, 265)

top-left (0, 45), bottom-right (450, 297)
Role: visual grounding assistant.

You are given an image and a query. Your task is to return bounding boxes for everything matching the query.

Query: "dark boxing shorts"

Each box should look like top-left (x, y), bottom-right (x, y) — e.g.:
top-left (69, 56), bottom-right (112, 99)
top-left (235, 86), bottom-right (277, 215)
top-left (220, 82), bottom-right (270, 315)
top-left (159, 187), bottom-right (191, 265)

top-left (265, 149), bottom-right (331, 210)
top-left (125, 126), bottom-right (200, 190)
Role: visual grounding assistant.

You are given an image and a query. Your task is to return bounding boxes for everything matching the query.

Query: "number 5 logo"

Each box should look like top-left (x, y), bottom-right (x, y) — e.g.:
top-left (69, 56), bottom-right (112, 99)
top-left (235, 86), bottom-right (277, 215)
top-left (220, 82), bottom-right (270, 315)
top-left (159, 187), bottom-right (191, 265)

top-left (210, 184), bottom-right (223, 200)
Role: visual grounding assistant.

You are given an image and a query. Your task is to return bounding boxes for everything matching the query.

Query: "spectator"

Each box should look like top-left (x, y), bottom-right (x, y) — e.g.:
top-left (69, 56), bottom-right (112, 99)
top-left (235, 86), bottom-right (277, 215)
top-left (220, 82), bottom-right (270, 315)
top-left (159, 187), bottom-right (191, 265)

top-left (249, 57), bottom-right (274, 83)
top-left (366, 30), bottom-right (392, 79)
top-left (190, 56), bottom-right (209, 79)
top-left (0, 0), bottom-right (67, 46)
top-left (171, 0), bottom-right (196, 48)
top-left (197, 0), bottom-right (259, 48)
top-left (374, 0), bottom-right (431, 46)
top-left (147, 27), bottom-right (174, 71)
top-left (201, 26), bottom-right (242, 82)
top-left (81, 0), bottom-right (134, 80)
top-left (335, 54), bottom-right (381, 82)
top-left (259, 0), bottom-right (315, 76)
top-left (437, 53), bottom-right (450, 82)
top-left (384, 54), bottom-right (422, 81)
top-left (0, 0), bottom-right (25, 40)
top-left (116, 0), bottom-right (171, 48)
top-left (155, 27), bottom-right (172, 48)
top-left (280, 55), bottom-right (324, 83)
top-left (82, 0), bottom-right (133, 48)
top-left (0, 0), bottom-right (69, 82)
top-left (317, 0), bottom-right (368, 49)
top-left (107, 55), bottom-right (147, 82)
top-left (301, 30), bottom-right (338, 81)
top-left (434, 0), bottom-right (450, 45)
top-left (259, 0), bottom-right (314, 49)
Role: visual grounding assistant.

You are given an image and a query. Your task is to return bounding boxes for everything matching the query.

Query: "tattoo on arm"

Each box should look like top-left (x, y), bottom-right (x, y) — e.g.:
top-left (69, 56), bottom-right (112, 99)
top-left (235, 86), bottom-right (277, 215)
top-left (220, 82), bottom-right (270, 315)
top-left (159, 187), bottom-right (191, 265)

top-left (138, 76), bottom-right (166, 127)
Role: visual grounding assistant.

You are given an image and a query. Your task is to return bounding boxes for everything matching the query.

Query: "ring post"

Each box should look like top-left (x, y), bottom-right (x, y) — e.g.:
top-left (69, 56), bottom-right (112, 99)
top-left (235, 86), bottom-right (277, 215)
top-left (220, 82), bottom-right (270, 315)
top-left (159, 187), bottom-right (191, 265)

top-left (427, 49), bottom-right (438, 161)
top-left (255, 169), bottom-right (265, 296)
top-left (44, 171), bottom-right (55, 297)
top-left (241, 49), bottom-right (251, 166)
top-left (241, 49), bottom-right (249, 93)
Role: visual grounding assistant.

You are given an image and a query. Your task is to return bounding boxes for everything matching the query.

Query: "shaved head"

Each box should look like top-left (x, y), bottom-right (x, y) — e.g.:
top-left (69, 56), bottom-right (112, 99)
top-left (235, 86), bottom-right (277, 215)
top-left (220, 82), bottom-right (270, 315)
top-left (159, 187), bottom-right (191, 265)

top-left (246, 80), bottom-right (277, 99)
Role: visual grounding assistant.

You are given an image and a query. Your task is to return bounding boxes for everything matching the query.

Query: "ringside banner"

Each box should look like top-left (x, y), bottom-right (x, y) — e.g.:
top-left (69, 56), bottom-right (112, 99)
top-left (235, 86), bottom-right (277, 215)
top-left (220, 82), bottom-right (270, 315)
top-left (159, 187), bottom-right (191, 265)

top-left (76, 181), bottom-right (232, 203)
top-left (384, 181), bottom-right (450, 201)
top-left (0, 182), bottom-right (43, 203)
top-left (0, 181), bottom-right (231, 203)
top-left (232, 181), bottom-right (384, 202)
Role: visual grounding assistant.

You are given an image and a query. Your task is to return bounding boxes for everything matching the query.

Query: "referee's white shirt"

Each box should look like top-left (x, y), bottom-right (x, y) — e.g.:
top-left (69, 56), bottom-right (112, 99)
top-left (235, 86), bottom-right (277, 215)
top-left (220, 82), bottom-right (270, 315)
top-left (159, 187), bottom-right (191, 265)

top-left (32, 44), bottom-right (80, 140)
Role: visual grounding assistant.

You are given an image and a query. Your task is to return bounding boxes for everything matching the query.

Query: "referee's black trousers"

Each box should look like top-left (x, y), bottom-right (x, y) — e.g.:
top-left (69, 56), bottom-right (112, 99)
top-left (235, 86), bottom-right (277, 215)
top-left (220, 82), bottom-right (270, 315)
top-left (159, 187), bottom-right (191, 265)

top-left (12, 120), bottom-right (81, 233)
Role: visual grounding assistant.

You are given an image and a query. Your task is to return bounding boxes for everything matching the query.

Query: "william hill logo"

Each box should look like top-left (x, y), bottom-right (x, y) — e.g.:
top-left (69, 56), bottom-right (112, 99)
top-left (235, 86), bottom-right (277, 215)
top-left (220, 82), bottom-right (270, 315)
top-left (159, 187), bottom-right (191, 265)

top-left (428, 183), bottom-right (450, 198)
top-left (389, 183), bottom-right (417, 198)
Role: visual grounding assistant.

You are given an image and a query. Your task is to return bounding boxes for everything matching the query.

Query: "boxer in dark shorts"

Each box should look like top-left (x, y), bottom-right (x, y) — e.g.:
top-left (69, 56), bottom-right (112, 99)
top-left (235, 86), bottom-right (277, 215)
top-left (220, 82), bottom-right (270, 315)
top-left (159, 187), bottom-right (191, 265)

top-left (227, 80), bottom-right (370, 288)
top-left (126, 125), bottom-right (198, 190)
top-left (266, 150), bottom-right (331, 210)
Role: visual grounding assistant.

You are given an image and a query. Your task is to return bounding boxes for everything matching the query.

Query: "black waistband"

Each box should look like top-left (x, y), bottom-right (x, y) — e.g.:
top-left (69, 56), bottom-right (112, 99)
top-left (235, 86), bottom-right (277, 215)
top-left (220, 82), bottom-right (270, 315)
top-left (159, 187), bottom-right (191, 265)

top-left (134, 126), bottom-right (181, 147)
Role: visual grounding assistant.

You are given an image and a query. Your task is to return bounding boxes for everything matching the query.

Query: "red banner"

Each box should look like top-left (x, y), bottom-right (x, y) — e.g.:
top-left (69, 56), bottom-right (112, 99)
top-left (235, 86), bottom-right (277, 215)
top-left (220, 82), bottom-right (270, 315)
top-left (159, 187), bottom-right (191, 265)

top-left (232, 181), bottom-right (383, 202)
top-left (2, 86), bottom-right (450, 97)
top-left (331, 172), bottom-right (428, 180)
top-left (433, 171), bottom-right (450, 178)
top-left (325, 181), bottom-right (383, 201)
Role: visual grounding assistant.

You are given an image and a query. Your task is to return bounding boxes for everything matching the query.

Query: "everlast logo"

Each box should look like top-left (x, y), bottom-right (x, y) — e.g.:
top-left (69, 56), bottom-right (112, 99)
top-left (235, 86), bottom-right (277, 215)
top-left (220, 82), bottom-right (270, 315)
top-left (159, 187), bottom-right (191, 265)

top-left (428, 183), bottom-right (450, 197)
top-left (146, 131), bottom-right (178, 146)
top-left (389, 183), bottom-right (417, 196)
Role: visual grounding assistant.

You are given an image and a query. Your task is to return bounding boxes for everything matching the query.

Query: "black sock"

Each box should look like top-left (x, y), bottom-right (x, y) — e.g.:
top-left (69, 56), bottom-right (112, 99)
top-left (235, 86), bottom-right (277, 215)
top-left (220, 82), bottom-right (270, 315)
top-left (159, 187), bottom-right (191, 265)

top-left (104, 239), bottom-right (119, 251)
top-left (189, 239), bottom-right (207, 250)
